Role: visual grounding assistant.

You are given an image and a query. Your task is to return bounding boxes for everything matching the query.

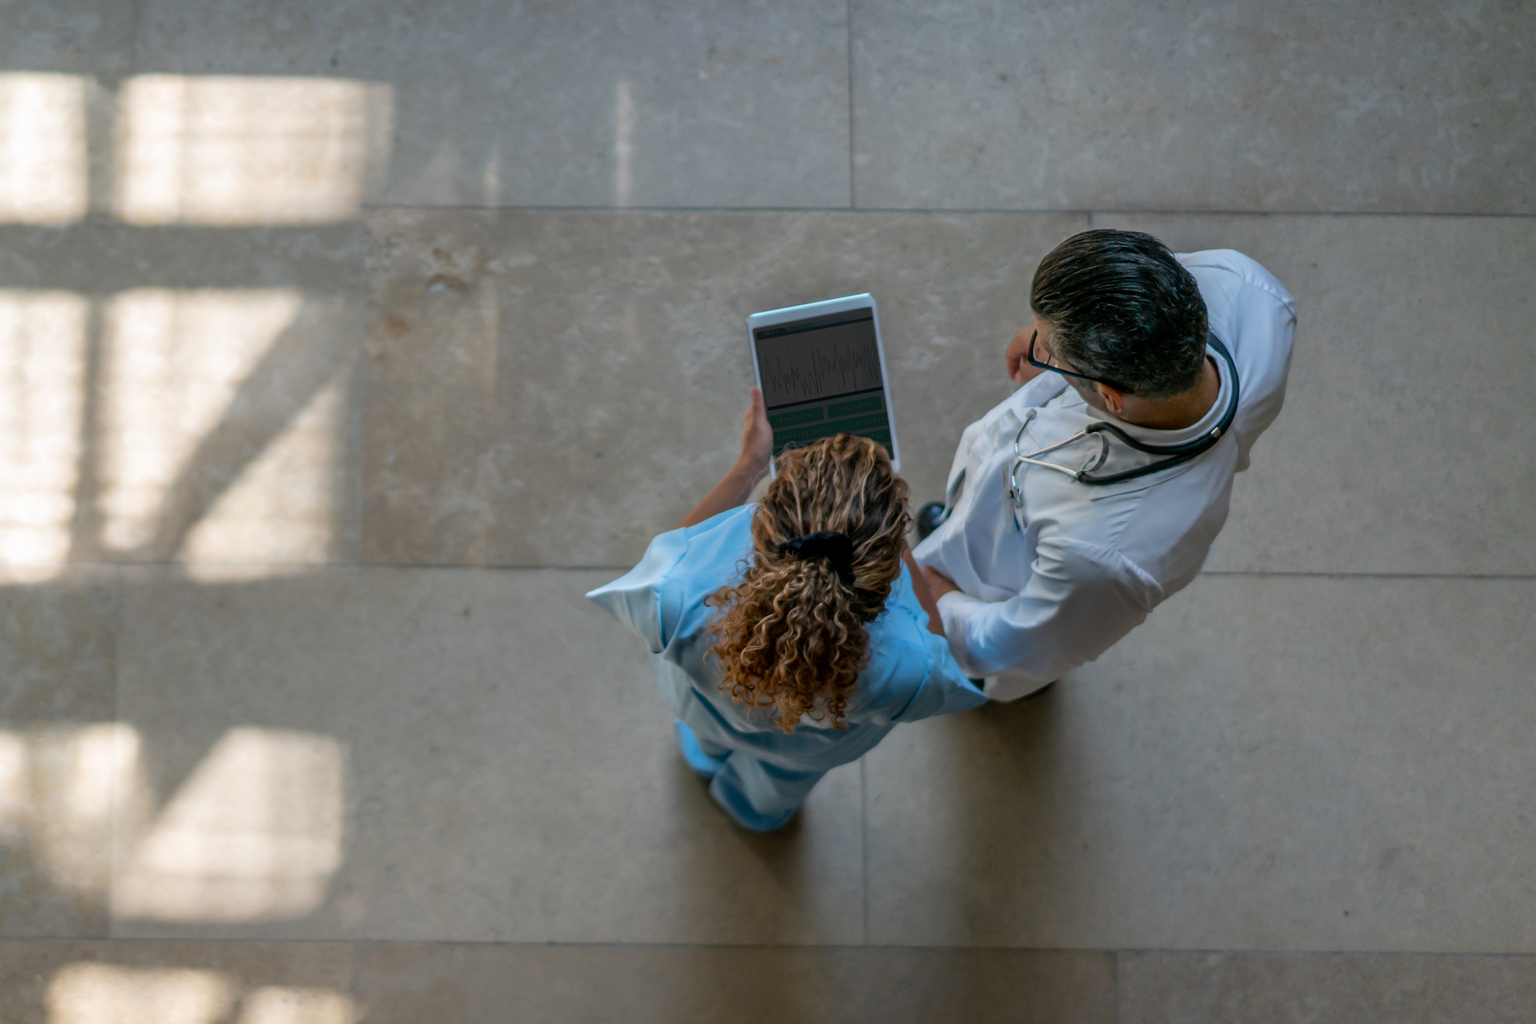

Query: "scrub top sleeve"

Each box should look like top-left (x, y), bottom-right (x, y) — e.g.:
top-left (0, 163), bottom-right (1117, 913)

top-left (585, 528), bottom-right (691, 653)
top-left (889, 631), bottom-right (988, 723)
top-left (938, 537), bottom-right (1162, 682)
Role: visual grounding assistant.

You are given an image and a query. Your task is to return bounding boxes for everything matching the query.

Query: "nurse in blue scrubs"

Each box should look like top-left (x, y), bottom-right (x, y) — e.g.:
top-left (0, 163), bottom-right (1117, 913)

top-left (588, 389), bottom-right (985, 831)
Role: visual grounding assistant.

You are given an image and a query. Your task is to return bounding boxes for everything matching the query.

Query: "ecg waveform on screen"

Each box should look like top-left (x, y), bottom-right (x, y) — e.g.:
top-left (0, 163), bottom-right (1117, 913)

top-left (761, 341), bottom-right (882, 405)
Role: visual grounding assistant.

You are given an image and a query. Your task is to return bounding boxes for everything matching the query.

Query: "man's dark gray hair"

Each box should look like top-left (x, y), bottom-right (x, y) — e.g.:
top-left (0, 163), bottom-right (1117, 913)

top-left (1030, 229), bottom-right (1209, 399)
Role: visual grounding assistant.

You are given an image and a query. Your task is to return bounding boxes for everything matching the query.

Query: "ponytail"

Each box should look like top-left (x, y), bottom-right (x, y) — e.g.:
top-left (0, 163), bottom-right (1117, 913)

top-left (704, 435), bottom-right (909, 731)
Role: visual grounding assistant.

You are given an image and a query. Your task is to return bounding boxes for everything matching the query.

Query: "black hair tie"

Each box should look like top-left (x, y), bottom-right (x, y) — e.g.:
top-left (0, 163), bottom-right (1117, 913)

top-left (777, 531), bottom-right (856, 587)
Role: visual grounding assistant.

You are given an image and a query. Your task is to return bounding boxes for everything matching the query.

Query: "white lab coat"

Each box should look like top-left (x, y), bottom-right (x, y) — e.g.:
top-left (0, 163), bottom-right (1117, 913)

top-left (912, 249), bottom-right (1296, 698)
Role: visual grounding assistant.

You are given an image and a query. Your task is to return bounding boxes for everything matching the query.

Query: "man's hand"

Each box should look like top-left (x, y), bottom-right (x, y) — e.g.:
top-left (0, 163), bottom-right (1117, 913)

top-left (1005, 324), bottom-right (1048, 385)
top-left (920, 564), bottom-right (960, 601)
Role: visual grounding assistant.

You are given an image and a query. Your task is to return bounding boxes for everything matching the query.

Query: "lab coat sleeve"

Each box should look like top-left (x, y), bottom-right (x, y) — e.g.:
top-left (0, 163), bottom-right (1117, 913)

top-left (585, 528), bottom-right (691, 653)
top-left (889, 630), bottom-right (988, 723)
top-left (936, 535), bottom-right (1164, 687)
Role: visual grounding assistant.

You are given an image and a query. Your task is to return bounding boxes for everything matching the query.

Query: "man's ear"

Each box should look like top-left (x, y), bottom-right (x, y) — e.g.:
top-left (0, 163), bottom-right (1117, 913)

top-left (1094, 384), bottom-right (1127, 417)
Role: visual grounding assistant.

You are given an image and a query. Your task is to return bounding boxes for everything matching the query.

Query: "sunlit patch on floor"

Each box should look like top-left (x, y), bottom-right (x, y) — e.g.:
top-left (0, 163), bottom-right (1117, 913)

top-left (0, 73), bottom-right (89, 224)
top-left (0, 723), bottom-right (138, 898)
top-left (0, 291), bottom-right (88, 568)
top-left (98, 289), bottom-right (351, 564)
top-left (235, 986), bottom-right (353, 1024)
top-left (115, 75), bottom-right (392, 226)
top-left (1, 72), bottom-right (387, 571)
top-left (113, 727), bottom-right (346, 923)
top-left (47, 963), bottom-right (352, 1024)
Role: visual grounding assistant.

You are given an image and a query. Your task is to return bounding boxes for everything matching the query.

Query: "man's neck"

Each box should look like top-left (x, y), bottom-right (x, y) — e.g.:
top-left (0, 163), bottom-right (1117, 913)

top-left (1117, 356), bottom-right (1222, 431)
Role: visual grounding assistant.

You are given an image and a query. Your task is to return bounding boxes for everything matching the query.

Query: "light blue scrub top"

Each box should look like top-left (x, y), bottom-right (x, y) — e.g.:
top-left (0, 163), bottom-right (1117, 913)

top-left (587, 505), bottom-right (987, 772)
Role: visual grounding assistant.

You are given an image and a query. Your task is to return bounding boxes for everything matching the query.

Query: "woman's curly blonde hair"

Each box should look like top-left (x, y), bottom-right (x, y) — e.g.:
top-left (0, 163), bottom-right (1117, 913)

top-left (705, 434), bottom-right (910, 732)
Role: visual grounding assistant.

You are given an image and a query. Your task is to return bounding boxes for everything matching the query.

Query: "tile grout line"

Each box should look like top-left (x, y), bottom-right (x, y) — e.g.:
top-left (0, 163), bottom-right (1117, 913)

top-left (1197, 570), bottom-right (1536, 580)
top-left (349, 942), bottom-right (360, 1019)
top-left (105, 564), bottom-right (125, 942)
top-left (4, 936), bottom-right (1534, 959)
top-left (22, 563), bottom-right (1536, 581)
top-left (355, 202), bottom-right (1536, 218)
top-left (352, 205), bottom-right (370, 568)
top-left (1112, 949), bottom-right (1123, 1024)
top-left (846, 0), bottom-right (856, 211)
top-left (859, 757), bottom-right (869, 945)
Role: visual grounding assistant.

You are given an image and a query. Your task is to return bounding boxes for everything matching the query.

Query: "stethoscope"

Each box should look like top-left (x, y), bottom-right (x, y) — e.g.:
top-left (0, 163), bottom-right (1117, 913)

top-left (1008, 334), bottom-right (1240, 505)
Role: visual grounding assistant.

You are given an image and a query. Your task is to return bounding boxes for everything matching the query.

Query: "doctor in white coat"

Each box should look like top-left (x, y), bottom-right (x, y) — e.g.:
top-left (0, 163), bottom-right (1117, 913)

top-left (914, 229), bottom-right (1296, 700)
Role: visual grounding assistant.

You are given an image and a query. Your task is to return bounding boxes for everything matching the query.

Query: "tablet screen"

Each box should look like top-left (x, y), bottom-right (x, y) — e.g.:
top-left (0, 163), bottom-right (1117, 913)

top-left (753, 308), bottom-right (893, 458)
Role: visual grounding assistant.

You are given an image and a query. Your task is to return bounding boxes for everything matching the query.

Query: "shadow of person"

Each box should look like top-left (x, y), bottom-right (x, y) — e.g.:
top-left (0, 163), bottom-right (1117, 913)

top-left (657, 743), bottom-right (863, 946)
top-left (864, 680), bottom-right (1071, 945)
top-left (961, 685), bottom-right (1076, 928)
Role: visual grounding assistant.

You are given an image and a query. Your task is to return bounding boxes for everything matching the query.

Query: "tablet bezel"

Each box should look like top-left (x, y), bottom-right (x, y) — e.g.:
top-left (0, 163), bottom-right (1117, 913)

top-left (746, 292), bottom-right (900, 473)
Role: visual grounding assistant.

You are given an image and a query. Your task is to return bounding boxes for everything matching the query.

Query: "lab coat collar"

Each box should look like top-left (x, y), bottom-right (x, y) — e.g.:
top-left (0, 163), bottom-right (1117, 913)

top-left (1049, 348), bottom-right (1234, 448)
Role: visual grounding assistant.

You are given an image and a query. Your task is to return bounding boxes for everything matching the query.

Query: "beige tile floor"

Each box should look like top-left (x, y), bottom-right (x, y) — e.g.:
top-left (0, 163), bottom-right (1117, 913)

top-left (1, 1), bottom-right (1533, 1020)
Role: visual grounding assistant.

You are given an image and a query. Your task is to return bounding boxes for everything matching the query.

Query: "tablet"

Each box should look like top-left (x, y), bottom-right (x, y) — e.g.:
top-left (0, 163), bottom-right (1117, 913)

top-left (747, 293), bottom-right (900, 471)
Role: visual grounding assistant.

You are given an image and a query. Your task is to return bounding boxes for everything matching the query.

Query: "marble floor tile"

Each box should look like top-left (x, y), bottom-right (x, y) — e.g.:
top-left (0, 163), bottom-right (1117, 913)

top-left (865, 575), bottom-right (1536, 952)
top-left (0, 569), bottom-right (118, 937)
top-left (134, 0), bottom-right (851, 209)
top-left (0, 568), bottom-right (116, 722)
top-left (356, 943), bottom-right (1114, 1024)
top-left (112, 566), bottom-right (863, 943)
top-left (851, 0), bottom-right (1535, 213)
top-left (0, 1), bottom-right (135, 76)
top-left (0, 938), bottom-right (352, 1024)
top-left (1094, 213), bottom-right (1536, 576)
top-left (1118, 951), bottom-right (1536, 1024)
top-left (363, 209), bottom-right (1082, 566)
top-left (0, 222), bottom-right (364, 567)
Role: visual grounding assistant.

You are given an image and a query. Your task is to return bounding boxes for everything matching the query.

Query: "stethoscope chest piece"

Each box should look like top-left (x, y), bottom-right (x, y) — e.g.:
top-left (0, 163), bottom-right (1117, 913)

top-left (1007, 407), bottom-right (1112, 508)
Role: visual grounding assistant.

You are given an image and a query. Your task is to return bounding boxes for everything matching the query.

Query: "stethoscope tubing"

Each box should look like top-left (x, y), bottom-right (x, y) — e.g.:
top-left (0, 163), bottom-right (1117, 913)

top-left (1009, 334), bottom-right (1241, 502)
